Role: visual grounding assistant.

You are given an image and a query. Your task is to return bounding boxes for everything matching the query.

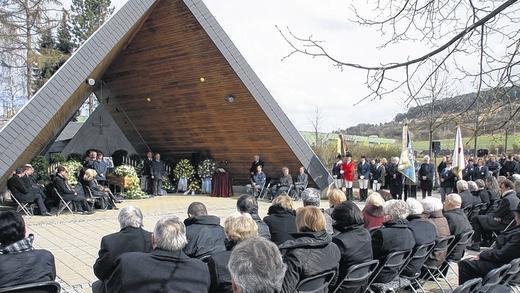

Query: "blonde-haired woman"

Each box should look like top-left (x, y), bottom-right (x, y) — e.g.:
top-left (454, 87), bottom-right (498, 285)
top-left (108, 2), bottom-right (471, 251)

top-left (208, 213), bottom-right (258, 293)
top-left (263, 195), bottom-right (297, 245)
top-left (83, 169), bottom-right (116, 210)
top-left (279, 206), bottom-right (340, 292)
top-left (325, 188), bottom-right (347, 218)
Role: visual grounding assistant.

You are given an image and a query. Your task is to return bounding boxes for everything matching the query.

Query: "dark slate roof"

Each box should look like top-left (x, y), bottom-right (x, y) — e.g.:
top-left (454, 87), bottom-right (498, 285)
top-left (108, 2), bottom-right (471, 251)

top-left (55, 122), bottom-right (83, 141)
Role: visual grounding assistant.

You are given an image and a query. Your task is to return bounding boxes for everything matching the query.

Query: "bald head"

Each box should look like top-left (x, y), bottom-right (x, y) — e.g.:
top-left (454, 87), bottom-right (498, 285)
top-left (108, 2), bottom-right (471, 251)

top-left (444, 193), bottom-right (462, 211)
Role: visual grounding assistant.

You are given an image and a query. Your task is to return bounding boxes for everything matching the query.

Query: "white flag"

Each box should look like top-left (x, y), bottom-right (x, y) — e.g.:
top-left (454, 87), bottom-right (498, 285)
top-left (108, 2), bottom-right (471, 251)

top-left (452, 126), bottom-right (465, 178)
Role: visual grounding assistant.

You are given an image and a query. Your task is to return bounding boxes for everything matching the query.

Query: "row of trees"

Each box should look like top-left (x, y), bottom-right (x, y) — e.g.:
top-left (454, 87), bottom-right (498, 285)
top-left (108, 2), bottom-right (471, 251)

top-left (0, 0), bottom-right (114, 118)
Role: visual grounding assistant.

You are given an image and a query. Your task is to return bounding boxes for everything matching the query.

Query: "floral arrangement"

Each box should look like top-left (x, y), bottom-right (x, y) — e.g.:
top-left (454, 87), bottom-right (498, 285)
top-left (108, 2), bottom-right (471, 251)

top-left (188, 179), bottom-right (201, 193)
top-left (174, 159), bottom-right (195, 179)
top-left (197, 159), bottom-right (217, 179)
top-left (62, 160), bottom-right (83, 186)
top-left (162, 175), bottom-right (176, 193)
top-left (114, 165), bottom-right (146, 199)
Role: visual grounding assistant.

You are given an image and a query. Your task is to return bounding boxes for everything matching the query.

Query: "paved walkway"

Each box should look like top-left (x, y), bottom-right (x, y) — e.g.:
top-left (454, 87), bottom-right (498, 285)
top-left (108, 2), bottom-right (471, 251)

top-left (14, 194), bottom-right (471, 292)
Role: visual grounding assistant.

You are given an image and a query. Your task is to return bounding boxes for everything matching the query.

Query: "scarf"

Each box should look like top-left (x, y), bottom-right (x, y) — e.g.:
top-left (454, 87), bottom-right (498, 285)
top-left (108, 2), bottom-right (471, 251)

top-left (0, 234), bottom-right (34, 254)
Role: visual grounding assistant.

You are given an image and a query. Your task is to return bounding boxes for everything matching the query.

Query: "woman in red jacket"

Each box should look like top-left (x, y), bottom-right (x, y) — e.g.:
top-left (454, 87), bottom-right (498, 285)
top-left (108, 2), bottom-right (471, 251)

top-left (341, 154), bottom-right (356, 200)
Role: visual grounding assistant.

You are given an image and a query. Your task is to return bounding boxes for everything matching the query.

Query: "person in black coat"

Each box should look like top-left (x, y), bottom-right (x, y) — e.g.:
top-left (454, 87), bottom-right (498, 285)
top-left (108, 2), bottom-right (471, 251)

top-left (357, 156), bottom-right (371, 201)
top-left (208, 213), bottom-right (258, 293)
top-left (183, 202), bottom-right (226, 258)
top-left (457, 180), bottom-right (476, 209)
top-left (0, 211), bottom-right (56, 289)
top-left (459, 202), bottom-right (520, 284)
top-left (331, 202), bottom-right (373, 293)
top-left (439, 160), bottom-right (456, 202)
top-left (387, 158), bottom-right (403, 199)
top-left (469, 180), bottom-right (520, 251)
top-left (418, 156), bottom-right (435, 199)
top-left (150, 153), bottom-right (165, 196)
top-left (236, 194), bottom-right (270, 239)
top-left (83, 169), bottom-right (116, 210)
top-left (263, 195), bottom-right (298, 245)
top-left (249, 154), bottom-right (264, 179)
top-left (442, 194), bottom-right (472, 264)
top-left (402, 198), bottom-right (437, 277)
top-left (142, 151), bottom-right (154, 195)
top-left (502, 156), bottom-right (518, 178)
top-left (371, 200), bottom-right (416, 283)
top-left (463, 159), bottom-right (476, 181)
top-left (106, 216), bottom-right (211, 293)
top-left (92, 206), bottom-right (153, 293)
top-left (473, 159), bottom-right (489, 181)
top-left (279, 206), bottom-right (341, 293)
top-left (52, 166), bottom-right (93, 214)
top-left (7, 169), bottom-right (51, 216)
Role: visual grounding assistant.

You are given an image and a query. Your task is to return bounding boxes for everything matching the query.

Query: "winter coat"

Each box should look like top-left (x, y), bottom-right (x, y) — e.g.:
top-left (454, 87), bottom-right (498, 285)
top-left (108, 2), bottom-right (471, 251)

top-left (402, 215), bottom-right (437, 277)
top-left (279, 231), bottom-right (340, 293)
top-left (251, 213), bottom-right (271, 240)
top-left (332, 224), bottom-right (373, 292)
top-left (0, 249), bottom-right (56, 289)
top-left (332, 161), bottom-right (343, 178)
top-left (150, 160), bottom-right (165, 179)
top-left (474, 166), bottom-right (489, 180)
top-left (264, 205), bottom-right (297, 245)
top-left (425, 211), bottom-right (450, 268)
top-left (418, 163), bottom-right (435, 190)
top-left (440, 167), bottom-right (456, 188)
top-left (208, 240), bottom-right (238, 293)
top-left (183, 215), bottom-right (226, 258)
top-left (459, 190), bottom-right (476, 209)
top-left (444, 208), bottom-right (472, 261)
top-left (341, 161), bottom-right (356, 182)
top-left (479, 224), bottom-right (520, 265)
top-left (371, 219), bottom-right (416, 283)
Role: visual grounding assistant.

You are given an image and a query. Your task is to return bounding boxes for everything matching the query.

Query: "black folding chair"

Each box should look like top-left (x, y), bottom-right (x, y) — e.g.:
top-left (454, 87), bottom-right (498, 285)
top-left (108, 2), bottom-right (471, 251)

top-left (259, 181), bottom-right (272, 201)
top-left (365, 250), bottom-right (411, 293)
top-left (501, 258), bottom-right (520, 293)
top-left (480, 263), bottom-right (511, 293)
top-left (444, 230), bottom-right (475, 277)
top-left (8, 190), bottom-right (34, 217)
top-left (421, 235), bottom-right (456, 293)
top-left (84, 186), bottom-right (102, 210)
top-left (296, 270), bottom-right (336, 293)
top-left (464, 206), bottom-right (473, 218)
top-left (469, 203), bottom-right (487, 219)
top-left (332, 260), bottom-right (379, 293)
top-left (491, 220), bottom-right (516, 248)
top-left (0, 281), bottom-right (61, 293)
top-left (53, 188), bottom-right (74, 216)
top-left (452, 278), bottom-right (482, 293)
top-left (399, 242), bottom-right (436, 293)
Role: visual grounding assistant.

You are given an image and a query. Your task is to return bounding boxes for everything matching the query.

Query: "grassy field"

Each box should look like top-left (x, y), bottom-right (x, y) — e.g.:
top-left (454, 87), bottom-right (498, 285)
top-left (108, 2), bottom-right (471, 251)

top-left (413, 134), bottom-right (520, 152)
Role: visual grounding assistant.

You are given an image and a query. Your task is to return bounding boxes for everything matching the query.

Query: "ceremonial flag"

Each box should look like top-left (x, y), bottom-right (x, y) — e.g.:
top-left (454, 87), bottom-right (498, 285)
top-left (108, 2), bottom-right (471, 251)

top-left (452, 126), bottom-right (465, 178)
top-left (398, 124), bottom-right (417, 183)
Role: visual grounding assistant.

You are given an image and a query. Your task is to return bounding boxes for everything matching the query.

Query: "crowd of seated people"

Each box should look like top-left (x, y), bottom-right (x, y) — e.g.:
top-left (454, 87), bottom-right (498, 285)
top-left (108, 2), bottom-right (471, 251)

top-left (4, 178), bottom-right (520, 293)
top-left (7, 165), bottom-right (52, 216)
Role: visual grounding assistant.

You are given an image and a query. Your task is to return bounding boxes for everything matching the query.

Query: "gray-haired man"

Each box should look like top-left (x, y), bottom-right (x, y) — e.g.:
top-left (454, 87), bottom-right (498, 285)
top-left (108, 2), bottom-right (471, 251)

top-left (228, 237), bottom-right (286, 293)
top-left (93, 206), bottom-right (152, 293)
top-left (107, 216), bottom-right (210, 293)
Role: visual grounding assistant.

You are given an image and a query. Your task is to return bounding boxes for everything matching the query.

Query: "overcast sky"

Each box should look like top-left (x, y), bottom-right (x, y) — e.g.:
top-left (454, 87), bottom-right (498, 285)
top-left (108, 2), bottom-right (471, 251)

top-left (60, 0), bottom-right (471, 132)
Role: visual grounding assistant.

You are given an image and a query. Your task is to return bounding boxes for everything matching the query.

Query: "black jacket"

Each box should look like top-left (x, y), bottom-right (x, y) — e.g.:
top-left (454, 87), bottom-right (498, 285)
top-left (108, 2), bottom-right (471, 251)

top-left (93, 227), bottom-right (153, 282)
top-left (460, 190), bottom-right (476, 208)
top-left (0, 249), bottom-right (56, 289)
top-left (7, 175), bottom-right (32, 202)
top-left (264, 205), bottom-right (298, 245)
top-left (371, 219), bottom-right (416, 283)
top-left (479, 224), bottom-right (520, 265)
top-left (463, 165), bottom-right (476, 181)
top-left (208, 240), bottom-right (237, 293)
top-left (251, 213), bottom-right (271, 239)
top-left (418, 163), bottom-right (435, 181)
top-left (106, 249), bottom-right (211, 293)
top-left (143, 158), bottom-right (153, 176)
top-left (474, 166), bottom-right (489, 180)
top-left (444, 208), bottom-right (472, 261)
top-left (150, 160), bottom-right (165, 179)
top-left (52, 174), bottom-right (75, 195)
top-left (250, 160), bottom-right (265, 174)
top-left (402, 215), bottom-right (437, 276)
top-left (279, 231), bottom-right (340, 293)
top-left (491, 191), bottom-right (520, 225)
top-left (184, 215), bottom-right (226, 258)
top-left (440, 167), bottom-right (455, 188)
top-left (332, 224), bottom-right (373, 291)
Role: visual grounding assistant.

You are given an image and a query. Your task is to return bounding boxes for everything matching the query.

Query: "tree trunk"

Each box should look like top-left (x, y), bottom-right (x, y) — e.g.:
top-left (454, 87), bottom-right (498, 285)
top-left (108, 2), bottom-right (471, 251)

top-left (25, 0), bottom-right (32, 99)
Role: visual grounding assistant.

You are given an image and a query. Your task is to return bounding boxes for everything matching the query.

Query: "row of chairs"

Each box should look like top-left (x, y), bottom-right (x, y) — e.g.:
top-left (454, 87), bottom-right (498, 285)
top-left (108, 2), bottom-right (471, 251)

top-left (251, 180), bottom-right (308, 201)
top-left (455, 258), bottom-right (520, 293)
top-left (9, 185), bottom-right (101, 217)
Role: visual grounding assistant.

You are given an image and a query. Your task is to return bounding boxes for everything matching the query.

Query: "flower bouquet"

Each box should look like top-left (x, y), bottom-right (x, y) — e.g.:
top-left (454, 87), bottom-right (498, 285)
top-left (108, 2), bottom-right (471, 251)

top-left (114, 165), bottom-right (146, 199)
top-left (63, 160), bottom-right (83, 186)
top-left (174, 159), bottom-right (195, 192)
top-left (198, 159), bottom-right (216, 193)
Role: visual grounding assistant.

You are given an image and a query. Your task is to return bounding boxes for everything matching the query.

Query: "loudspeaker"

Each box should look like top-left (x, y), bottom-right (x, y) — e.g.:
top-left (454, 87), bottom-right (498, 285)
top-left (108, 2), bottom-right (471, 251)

top-left (477, 149), bottom-right (489, 157)
top-left (432, 141), bottom-right (441, 154)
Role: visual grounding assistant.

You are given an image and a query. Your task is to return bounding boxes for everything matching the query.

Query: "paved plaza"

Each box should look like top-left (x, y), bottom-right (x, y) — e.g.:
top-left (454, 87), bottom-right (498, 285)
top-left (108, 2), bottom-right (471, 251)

top-left (10, 194), bottom-right (470, 293)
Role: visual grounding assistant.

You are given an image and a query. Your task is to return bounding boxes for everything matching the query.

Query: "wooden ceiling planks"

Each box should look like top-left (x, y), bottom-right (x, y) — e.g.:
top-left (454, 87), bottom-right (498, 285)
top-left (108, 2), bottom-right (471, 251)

top-left (102, 0), bottom-right (305, 183)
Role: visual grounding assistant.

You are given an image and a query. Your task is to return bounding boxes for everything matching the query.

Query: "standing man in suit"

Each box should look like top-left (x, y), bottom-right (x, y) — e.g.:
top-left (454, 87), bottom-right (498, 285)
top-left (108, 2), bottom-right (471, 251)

top-left (249, 155), bottom-right (264, 180)
top-left (92, 206), bottom-right (153, 293)
top-left (142, 152), bottom-right (153, 195)
top-left (106, 216), bottom-right (211, 293)
top-left (150, 153), bottom-right (165, 196)
top-left (7, 168), bottom-right (51, 216)
top-left (418, 155), bottom-right (435, 199)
